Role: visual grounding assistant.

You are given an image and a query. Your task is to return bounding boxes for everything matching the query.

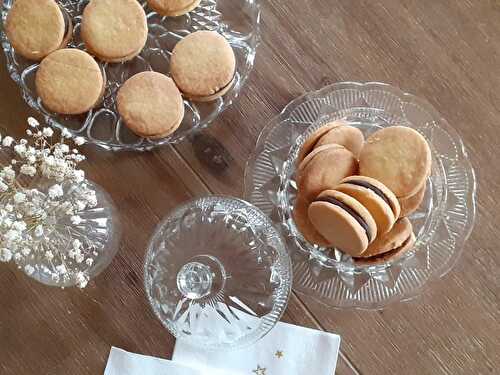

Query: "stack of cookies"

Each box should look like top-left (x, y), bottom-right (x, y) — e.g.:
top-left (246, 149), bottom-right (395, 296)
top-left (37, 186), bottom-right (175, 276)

top-left (293, 121), bottom-right (431, 265)
top-left (5, 0), bottom-right (235, 139)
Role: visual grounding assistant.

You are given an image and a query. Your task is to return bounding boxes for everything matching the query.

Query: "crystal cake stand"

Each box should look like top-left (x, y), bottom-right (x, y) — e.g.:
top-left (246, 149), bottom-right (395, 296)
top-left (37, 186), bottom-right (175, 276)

top-left (0, 0), bottom-right (260, 151)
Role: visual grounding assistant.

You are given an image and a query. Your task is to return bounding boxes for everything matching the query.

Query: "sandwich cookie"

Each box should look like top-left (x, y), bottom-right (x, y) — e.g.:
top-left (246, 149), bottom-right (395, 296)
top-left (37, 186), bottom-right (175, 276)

top-left (359, 126), bottom-right (431, 198)
top-left (36, 49), bottom-right (105, 115)
top-left (5, 0), bottom-right (72, 61)
top-left (82, 0), bottom-right (148, 63)
top-left (297, 144), bottom-right (358, 201)
top-left (354, 218), bottom-right (415, 265)
top-left (59, 11), bottom-right (74, 51)
top-left (398, 183), bottom-right (426, 218)
top-left (170, 31), bottom-right (236, 102)
top-left (117, 71), bottom-right (184, 139)
top-left (297, 121), bottom-right (345, 164)
top-left (308, 190), bottom-right (377, 256)
top-left (314, 125), bottom-right (365, 158)
top-left (292, 194), bottom-right (331, 248)
top-left (147, 0), bottom-right (201, 16)
top-left (336, 176), bottom-right (400, 235)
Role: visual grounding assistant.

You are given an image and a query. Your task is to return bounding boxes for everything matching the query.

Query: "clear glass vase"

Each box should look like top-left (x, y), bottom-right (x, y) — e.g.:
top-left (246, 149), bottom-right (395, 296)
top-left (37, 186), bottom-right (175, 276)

top-left (11, 179), bottom-right (121, 288)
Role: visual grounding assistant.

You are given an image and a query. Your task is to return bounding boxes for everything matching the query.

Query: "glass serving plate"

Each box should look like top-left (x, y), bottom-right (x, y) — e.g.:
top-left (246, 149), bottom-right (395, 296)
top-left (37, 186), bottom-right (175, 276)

top-left (244, 82), bottom-right (476, 309)
top-left (0, 0), bottom-right (260, 151)
top-left (144, 196), bottom-right (291, 350)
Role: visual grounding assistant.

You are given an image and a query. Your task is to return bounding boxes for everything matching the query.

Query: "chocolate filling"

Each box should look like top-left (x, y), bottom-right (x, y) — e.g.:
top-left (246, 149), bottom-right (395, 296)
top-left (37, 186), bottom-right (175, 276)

top-left (208, 73), bottom-right (236, 97)
top-left (60, 6), bottom-right (71, 38)
top-left (353, 233), bottom-right (413, 262)
top-left (316, 196), bottom-right (372, 242)
top-left (188, 72), bottom-right (236, 101)
top-left (63, 18), bottom-right (69, 37)
top-left (346, 180), bottom-right (392, 207)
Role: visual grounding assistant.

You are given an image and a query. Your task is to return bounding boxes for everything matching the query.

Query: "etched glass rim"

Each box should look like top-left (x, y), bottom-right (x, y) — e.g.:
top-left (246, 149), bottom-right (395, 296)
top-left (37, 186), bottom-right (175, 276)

top-left (143, 195), bottom-right (292, 350)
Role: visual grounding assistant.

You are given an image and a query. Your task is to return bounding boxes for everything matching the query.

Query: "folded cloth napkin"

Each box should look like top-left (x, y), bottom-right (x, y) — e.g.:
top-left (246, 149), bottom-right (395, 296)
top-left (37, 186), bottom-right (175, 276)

top-left (104, 347), bottom-right (232, 375)
top-left (173, 321), bottom-right (341, 375)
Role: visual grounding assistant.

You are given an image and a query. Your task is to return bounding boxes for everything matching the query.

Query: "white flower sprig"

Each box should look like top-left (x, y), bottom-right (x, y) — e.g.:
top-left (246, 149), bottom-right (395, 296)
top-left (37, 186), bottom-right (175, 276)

top-left (0, 118), bottom-right (97, 288)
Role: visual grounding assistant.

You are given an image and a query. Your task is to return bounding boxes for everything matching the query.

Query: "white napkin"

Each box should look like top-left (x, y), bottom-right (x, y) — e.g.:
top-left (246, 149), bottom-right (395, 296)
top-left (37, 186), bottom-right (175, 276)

top-left (104, 347), bottom-right (231, 375)
top-left (173, 321), bottom-right (341, 375)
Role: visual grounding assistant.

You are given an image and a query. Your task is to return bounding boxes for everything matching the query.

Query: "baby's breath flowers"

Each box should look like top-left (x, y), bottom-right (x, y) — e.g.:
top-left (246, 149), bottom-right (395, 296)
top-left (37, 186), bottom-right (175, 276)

top-left (0, 118), bottom-right (98, 288)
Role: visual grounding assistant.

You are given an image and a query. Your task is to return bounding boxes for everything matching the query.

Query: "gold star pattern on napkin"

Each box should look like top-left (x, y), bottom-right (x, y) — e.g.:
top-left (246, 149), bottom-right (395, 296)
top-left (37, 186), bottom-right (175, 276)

top-left (252, 365), bottom-right (267, 374)
top-left (251, 348), bottom-right (285, 373)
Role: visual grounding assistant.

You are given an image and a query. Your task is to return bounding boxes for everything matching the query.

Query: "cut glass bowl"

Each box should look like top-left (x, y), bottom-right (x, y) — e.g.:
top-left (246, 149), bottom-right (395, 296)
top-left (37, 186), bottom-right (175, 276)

top-left (144, 196), bottom-right (291, 350)
top-left (244, 82), bottom-right (476, 309)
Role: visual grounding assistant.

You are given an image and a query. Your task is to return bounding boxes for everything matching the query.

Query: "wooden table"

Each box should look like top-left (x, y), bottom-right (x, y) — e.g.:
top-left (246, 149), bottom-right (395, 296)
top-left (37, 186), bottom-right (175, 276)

top-left (1, 0), bottom-right (499, 374)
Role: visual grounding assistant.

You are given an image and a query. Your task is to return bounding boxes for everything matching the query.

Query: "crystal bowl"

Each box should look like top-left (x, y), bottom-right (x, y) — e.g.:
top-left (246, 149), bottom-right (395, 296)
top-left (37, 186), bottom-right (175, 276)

top-left (144, 196), bottom-right (291, 350)
top-left (0, 0), bottom-right (260, 151)
top-left (244, 82), bottom-right (476, 309)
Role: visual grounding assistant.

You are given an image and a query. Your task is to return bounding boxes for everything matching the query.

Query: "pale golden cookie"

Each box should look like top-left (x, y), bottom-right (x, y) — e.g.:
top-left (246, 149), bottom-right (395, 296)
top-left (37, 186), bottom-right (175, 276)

top-left (354, 218), bottom-right (416, 265)
top-left (336, 176), bottom-right (400, 235)
top-left (359, 126), bottom-right (431, 198)
top-left (399, 183), bottom-right (426, 218)
top-left (297, 144), bottom-right (358, 201)
top-left (170, 31), bottom-right (236, 101)
top-left (315, 125), bottom-right (365, 158)
top-left (86, 43), bottom-right (144, 64)
top-left (308, 190), bottom-right (377, 256)
top-left (185, 76), bottom-right (236, 103)
top-left (297, 121), bottom-right (346, 164)
top-left (82, 0), bottom-right (148, 63)
top-left (148, 0), bottom-right (201, 16)
top-left (5, 0), bottom-right (68, 61)
top-left (35, 49), bottom-right (104, 115)
top-left (357, 217), bottom-right (412, 259)
top-left (117, 71), bottom-right (184, 138)
top-left (292, 194), bottom-right (331, 248)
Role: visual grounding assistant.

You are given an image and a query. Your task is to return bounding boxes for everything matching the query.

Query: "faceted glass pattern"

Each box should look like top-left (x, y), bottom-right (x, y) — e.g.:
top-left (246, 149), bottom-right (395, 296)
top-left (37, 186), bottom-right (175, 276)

top-left (144, 196), bottom-right (291, 350)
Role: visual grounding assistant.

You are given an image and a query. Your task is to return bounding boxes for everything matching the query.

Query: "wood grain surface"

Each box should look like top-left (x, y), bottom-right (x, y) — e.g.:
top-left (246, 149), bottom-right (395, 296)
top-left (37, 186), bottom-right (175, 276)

top-left (1, 0), bottom-right (499, 374)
